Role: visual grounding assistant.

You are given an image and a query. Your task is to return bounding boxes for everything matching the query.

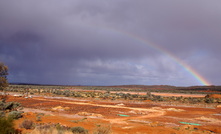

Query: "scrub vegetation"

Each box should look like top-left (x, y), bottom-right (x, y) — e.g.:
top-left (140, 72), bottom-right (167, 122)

top-left (7, 84), bottom-right (221, 104)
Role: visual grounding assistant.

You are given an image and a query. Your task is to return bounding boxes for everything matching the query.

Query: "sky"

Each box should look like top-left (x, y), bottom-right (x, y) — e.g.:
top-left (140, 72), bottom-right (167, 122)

top-left (0, 0), bottom-right (221, 86)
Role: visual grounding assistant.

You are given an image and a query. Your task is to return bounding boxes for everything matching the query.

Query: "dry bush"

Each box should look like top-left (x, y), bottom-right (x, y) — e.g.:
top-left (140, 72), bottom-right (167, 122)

top-left (31, 128), bottom-right (72, 134)
top-left (70, 126), bottom-right (88, 134)
top-left (93, 124), bottom-right (112, 134)
top-left (19, 119), bottom-right (34, 129)
top-left (31, 123), bottom-right (72, 134)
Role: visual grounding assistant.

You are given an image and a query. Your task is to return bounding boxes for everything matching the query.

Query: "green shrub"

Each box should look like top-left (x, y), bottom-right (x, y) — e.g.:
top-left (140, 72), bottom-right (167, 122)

top-left (36, 116), bottom-right (42, 122)
top-left (70, 126), bottom-right (88, 134)
top-left (142, 95), bottom-right (149, 100)
top-left (36, 113), bottom-right (45, 116)
top-left (0, 102), bottom-right (5, 111)
top-left (0, 111), bottom-right (5, 118)
top-left (0, 117), bottom-right (15, 134)
top-left (204, 98), bottom-right (214, 103)
top-left (8, 111), bottom-right (23, 119)
top-left (36, 113), bottom-right (44, 122)
top-left (0, 101), bottom-right (22, 112)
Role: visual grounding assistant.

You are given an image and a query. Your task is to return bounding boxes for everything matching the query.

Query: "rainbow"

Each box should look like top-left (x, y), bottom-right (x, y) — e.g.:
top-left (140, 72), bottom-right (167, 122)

top-left (102, 27), bottom-right (211, 86)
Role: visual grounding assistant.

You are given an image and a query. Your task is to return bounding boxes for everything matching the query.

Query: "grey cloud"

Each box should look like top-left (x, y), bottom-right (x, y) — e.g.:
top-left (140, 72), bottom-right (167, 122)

top-left (0, 0), bottom-right (220, 86)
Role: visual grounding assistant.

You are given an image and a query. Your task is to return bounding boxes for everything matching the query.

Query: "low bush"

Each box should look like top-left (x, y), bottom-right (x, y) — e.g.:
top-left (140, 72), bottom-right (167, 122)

top-left (20, 119), bottom-right (34, 129)
top-left (93, 124), bottom-right (111, 134)
top-left (0, 111), bottom-right (5, 118)
top-left (204, 98), bottom-right (214, 103)
top-left (32, 123), bottom-right (72, 134)
top-left (8, 111), bottom-right (23, 119)
top-left (0, 117), bottom-right (15, 134)
top-left (4, 102), bottom-right (21, 111)
top-left (70, 126), bottom-right (88, 134)
top-left (36, 113), bottom-right (44, 122)
top-left (36, 116), bottom-right (42, 122)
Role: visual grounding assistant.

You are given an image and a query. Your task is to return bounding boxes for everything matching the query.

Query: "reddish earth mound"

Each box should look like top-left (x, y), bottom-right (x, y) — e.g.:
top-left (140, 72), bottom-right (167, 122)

top-left (207, 94), bottom-right (221, 99)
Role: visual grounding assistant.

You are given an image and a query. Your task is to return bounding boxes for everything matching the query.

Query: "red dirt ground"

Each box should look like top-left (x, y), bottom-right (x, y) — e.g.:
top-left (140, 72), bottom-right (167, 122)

top-left (207, 94), bottom-right (221, 99)
top-left (7, 95), bottom-right (221, 134)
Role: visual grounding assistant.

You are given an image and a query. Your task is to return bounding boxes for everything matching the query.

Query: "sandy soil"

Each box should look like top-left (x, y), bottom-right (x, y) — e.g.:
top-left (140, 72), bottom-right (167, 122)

top-left (7, 95), bottom-right (221, 134)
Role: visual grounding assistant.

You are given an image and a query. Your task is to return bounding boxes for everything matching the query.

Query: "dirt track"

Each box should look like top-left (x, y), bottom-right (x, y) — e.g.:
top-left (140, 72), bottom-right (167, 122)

top-left (8, 95), bottom-right (221, 134)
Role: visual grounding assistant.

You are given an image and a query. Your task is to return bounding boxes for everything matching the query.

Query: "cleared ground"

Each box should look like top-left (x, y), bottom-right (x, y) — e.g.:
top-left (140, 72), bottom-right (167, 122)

top-left (7, 94), bottom-right (221, 134)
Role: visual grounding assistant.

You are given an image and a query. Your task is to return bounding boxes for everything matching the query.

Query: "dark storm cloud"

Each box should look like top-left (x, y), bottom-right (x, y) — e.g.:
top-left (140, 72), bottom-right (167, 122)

top-left (0, 0), bottom-right (221, 86)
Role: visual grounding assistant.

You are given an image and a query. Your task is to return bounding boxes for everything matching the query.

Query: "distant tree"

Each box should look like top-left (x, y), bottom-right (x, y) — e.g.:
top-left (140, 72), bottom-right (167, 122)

top-left (0, 62), bottom-right (9, 92)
